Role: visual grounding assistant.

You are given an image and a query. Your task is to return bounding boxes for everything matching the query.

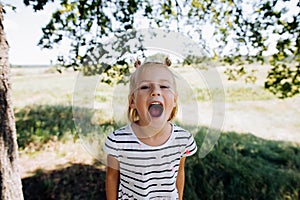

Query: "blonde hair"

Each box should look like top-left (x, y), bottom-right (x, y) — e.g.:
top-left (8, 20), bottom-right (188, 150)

top-left (127, 58), bottom-right (178, 122)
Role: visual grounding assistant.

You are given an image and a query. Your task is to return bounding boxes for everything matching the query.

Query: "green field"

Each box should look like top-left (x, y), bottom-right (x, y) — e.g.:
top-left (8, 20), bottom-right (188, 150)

top-left (11, 66), bottom-right (300, 199)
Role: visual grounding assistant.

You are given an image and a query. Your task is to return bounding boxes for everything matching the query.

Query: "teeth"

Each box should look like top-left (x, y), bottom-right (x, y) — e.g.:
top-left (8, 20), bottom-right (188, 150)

top-left (151, 102), bottom-right (160, 105)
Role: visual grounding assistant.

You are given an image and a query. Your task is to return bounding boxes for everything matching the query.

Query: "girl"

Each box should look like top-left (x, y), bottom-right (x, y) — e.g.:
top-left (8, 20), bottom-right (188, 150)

top-left (104, 58), bottom-right (197, 199)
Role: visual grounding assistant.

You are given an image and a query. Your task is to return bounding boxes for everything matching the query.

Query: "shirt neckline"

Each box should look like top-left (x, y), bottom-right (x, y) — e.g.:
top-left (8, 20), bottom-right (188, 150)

top-left (128, 122), bottom-right (176, 148)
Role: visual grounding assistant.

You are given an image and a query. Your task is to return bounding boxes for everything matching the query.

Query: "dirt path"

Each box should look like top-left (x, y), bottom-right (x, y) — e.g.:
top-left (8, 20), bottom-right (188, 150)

top-left (19, 140), bottom-right (98, 178)
top-left (221, 98), bottom-right (300, 143)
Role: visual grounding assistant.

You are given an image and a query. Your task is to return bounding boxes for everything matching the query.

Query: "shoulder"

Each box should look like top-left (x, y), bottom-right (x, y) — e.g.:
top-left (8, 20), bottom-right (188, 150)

top-left (172, 124), bottom-right (198, 156)
top-left (173, 124), bottom-right (188, 132)
top-left (106, 124), bottom-right (133, 139)
top-left (105, 124), bottom-right (139, 145)
top-left (104, 124), bottom-right (138, 156)
top-left (173, 124), bottom-right (193, 139)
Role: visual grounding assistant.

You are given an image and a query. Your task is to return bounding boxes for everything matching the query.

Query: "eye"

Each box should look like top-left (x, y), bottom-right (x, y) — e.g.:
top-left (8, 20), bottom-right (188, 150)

top-left (140, 85), bottom-right (150, 90)
top-left (160, 85), bottom-right (170, 89)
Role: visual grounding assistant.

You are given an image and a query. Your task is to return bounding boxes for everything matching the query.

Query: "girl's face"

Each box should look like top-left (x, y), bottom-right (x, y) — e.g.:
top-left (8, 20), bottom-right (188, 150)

top-left (129, 65), bottom-right (177, 127)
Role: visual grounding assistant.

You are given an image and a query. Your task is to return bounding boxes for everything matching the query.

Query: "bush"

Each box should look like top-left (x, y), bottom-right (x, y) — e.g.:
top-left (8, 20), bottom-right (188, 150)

top-left (184, 129), bottom-right (300, 199)
top-left (15, 105), bottom-right (120, 150)
top-left (15, 105), bottom-right (76, 149)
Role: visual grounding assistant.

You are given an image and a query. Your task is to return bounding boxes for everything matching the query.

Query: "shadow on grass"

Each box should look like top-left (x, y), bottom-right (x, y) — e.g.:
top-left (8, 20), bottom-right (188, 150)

top-left (17, 105), bottom-right (300, 199)
top-left (15, 105), bottom-right (76, 149)
top-left (21, 128), bottom-right (300, 200)
top-left (22, 164), bottom-right (106, 200)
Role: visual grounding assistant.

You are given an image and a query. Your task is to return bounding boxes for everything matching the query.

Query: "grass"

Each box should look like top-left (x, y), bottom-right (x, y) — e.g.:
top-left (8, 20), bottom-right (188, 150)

top-left (11, 66), bottom-right (300, 199)
top-left (20, 127), bottom-right (300, 200)
top-left (224, 85), bottom-right (275, 101)
top-left (15, 104), bottom-right (121, 151)
top-left (15, 103), bottom-right (300, 199)
top-left (11, 69), bottom-right (76, 106)
top-left (15, 105), bottom-right (77, 150)
top-left (185, 128), bottom-right (300, 199)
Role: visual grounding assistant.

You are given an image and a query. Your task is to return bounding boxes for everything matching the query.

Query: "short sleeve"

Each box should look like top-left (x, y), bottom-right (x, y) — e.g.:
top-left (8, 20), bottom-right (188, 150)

top-left (103, 132), bottom-right (119, 159)
top-left (182, 133), bottom-right (197, 157)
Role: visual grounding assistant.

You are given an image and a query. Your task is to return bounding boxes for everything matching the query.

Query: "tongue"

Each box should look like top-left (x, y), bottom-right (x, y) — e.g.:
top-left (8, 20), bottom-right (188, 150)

top-left (148, 104), bottom-right (163, 117)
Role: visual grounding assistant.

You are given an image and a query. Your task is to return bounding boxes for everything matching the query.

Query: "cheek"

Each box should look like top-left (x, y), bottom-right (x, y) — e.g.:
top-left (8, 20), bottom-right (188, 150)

top-left (133, 96), bottom-right (147, 109)
top-left (165, 93), bottom-right (177, 107)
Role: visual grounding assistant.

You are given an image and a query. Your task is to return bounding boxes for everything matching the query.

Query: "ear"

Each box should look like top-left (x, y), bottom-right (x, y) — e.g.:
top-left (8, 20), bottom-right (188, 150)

top-left (173, 93), bottom-right (178, 108)
top-left (128, 94), bottom-right (136, 109)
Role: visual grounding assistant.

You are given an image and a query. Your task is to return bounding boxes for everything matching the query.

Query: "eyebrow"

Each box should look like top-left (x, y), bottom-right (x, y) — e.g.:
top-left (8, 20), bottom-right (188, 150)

top-left (139, 80), bottom-right (173, 84)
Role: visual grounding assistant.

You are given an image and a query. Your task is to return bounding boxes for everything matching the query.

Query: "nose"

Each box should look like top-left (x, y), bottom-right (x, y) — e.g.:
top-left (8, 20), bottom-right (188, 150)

top-left (151, 85), bottom-right (161, 96)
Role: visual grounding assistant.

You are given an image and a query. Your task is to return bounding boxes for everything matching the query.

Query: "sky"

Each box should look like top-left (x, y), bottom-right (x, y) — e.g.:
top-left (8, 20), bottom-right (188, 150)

top-left (4, 0), bottom-right (62, 65)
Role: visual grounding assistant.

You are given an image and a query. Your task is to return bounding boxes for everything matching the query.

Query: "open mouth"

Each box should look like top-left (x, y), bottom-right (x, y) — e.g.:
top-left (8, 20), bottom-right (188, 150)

top-left (148, 102), bottom-right (164, 118)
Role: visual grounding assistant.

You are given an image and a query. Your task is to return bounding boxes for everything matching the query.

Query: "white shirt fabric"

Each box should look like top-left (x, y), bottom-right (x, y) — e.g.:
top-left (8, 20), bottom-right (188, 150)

top-left (103, 123), bottom-right (197, 199)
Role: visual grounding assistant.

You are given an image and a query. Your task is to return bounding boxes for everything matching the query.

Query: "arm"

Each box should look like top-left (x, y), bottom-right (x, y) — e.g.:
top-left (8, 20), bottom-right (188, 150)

top-left (176, 157), bottom-right (186, 200)
top-left (106, 155), bottom-right (120, 200)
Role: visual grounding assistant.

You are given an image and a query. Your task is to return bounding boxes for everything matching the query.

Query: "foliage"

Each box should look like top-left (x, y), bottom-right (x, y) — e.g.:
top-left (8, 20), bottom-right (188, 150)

top-left (182, 55), bottom-right (214, 69)
top-left (184, 128), bottom-right (300, 199)
top-left (81, 62), bottom-right (130, 85)
top-left (15, 105), bottom-right (120, 150)
top-left (15, 105), bottom-right (76, 149)
top-left (145, 53), bottom-right (171, 63)
top-left (265, 62), bottom-right (300, 98)
top-left (22, 0), bottom-right (300, 98)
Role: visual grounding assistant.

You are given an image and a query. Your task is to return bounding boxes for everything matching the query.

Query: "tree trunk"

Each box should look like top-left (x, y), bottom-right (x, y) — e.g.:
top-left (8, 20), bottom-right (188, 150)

top-left (0, 3), bottom-right (24, 200)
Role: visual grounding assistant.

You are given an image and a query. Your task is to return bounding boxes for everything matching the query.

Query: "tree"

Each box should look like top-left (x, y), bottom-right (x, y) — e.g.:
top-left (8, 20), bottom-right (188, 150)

top-left (0, 3), bottom-right (24, 200)
top-left (24, 0), bottom-right (299, 98)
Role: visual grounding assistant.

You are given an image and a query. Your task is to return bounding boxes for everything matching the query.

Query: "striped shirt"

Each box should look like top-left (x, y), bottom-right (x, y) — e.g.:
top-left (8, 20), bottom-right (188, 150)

top-left (103, 123), bottom-right (197, 199)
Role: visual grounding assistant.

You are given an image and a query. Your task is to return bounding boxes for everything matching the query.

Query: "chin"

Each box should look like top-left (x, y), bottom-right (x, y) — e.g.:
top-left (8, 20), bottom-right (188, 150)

top-left (148, 115), bottom-right (169, 127)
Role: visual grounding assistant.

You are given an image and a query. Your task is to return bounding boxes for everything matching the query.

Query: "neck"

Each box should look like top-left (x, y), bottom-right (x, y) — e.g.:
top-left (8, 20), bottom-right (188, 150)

top-left (131, 121), bottom-right (172, 146)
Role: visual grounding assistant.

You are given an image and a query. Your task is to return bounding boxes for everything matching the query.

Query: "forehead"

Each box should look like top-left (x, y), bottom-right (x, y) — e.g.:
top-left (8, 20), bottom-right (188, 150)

top-left (136, 64), bottom-right (174, 83)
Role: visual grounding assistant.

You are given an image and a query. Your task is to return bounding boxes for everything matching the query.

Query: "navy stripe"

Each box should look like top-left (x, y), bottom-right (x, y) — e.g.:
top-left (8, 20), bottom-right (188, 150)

top-left (122, 155), bottom-right (157, 160)
top-left (150, 196), bottom-right (178, 200)
top-left (120, 144), bottom-right (186, 152)
top-left (186, 140), bottom-right (195, 149)
top-left (104, 143), bottom-right (118, 151)
top-left (119, 157), bottom-right (181, 168)
top-left (120, 182), bottom-right (176, 198)
top-left (107, 135), bottom-right (139, 144)
top-left (144, 169), bottom-right (172, 176)
top-left (121, 178), bottom-right (157, 190)
top-left (174, 129), bottom-right (186, 133)
top-left (162, 180), bottom-right (176, 186)
top-left (175, 136), bottom-right (190, 140)
top-left (120, 171), bottom-right (176, 184)
top-left (188, 145), bottom-right (197, 154)
top-left (120, 166), bottom-right (179, 176)
top-left (120, 167), bottom-right (143, 176)
top-left (113, 132), bottom-right (133, 136)
top-left (161, 151), bottom-right (181, 158)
